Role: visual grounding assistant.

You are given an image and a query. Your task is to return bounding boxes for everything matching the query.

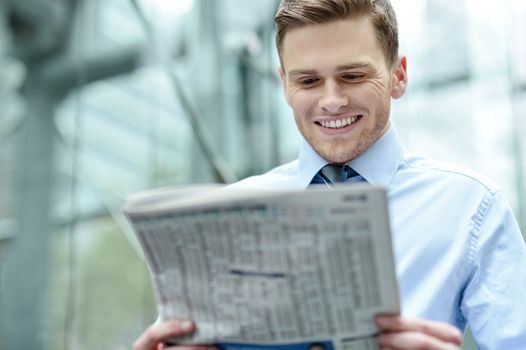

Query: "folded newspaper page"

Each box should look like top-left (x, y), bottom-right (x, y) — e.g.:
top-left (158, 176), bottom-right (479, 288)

top-left (124, 184), bottom-right (399, 350)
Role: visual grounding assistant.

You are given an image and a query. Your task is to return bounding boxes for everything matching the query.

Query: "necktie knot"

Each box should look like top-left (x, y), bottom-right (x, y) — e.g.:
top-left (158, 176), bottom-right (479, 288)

top-left (310, 164), bottom-right (360, 188)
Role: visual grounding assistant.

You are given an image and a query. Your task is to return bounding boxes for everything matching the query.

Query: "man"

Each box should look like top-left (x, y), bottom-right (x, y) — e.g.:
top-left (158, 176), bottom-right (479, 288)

top-left (134, 0), bottom-right (526, 349)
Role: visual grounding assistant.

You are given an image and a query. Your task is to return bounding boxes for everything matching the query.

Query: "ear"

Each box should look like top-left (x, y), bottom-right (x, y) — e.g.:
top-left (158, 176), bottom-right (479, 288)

top-left (279, 66), bottom-right (286, 84)
top-left (278, 66), bottom-right (291, 106)
top-left (390, 55), bottom-right (408, 99)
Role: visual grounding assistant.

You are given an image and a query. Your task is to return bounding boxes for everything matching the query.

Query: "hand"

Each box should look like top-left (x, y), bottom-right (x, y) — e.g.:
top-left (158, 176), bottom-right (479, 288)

top-left (375, 315), bottom-right (462, 350)
top-left (133, 319), bottom-right (213, 350)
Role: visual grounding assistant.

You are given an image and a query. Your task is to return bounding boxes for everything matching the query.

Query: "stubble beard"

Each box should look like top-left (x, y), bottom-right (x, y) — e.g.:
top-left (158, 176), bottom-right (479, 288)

top-left (303, 110), bottom-right (390, 165)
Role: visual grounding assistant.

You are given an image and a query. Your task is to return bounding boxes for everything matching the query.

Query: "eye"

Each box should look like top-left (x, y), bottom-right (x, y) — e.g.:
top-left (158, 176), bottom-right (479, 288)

top-left (299, 77), bottom-right (320, 87)
top-left (342, 73), bottom-right (365, 82)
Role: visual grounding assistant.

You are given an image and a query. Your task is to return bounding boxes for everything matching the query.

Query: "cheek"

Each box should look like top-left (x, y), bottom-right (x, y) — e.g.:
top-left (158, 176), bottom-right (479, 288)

top-left (286, 85), bottom-right (306, 104)
top-left (365, 79), bottom-right (389, 97)
top-left (353, 81), bottom-right (390, 109)
top-left (290, 93), bottom-right (316, 117)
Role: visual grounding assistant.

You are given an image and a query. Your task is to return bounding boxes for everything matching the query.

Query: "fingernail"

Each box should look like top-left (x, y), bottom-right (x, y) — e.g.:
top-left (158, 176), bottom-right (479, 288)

top-left (180, 320), bottom-right (193, 331)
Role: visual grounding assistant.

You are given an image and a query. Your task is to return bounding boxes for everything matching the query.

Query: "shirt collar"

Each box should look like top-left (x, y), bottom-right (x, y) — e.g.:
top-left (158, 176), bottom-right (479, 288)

top-left (297, 123), bottom-right (406, 189)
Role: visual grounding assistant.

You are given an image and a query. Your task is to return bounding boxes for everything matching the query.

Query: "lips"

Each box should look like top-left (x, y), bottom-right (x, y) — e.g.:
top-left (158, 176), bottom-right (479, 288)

top-left (316, 115), bottom-right (363, 129)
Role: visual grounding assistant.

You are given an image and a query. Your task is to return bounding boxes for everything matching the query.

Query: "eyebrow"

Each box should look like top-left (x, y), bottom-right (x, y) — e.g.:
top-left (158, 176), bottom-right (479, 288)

top-left (335, 62), bottom-right (374, 71)
top-left (288, 62), bottom-right (374, 77)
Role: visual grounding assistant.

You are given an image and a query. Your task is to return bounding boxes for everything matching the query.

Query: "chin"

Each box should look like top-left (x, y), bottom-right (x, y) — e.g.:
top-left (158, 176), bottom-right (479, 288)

top-left (317, 146), bottom-right (362, 165)
top-left (325, 154), bottom-right (357, 165)
top-left (320, 138), bottom-right (375, 164)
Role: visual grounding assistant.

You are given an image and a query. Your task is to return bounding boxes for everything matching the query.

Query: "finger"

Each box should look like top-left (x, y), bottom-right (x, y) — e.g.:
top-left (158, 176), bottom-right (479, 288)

top-left (162, 345), bottom-right (214, 350)
top-left (375, 316), bottom-right (462, 345)
top-left (378, 331), bottom-right (460, 350)
top-left (164, 342), bottom-right (212, 348)
top-left (133, 320), bottom-right (196, 350)
top-left (163, 341), bottom-right (218, 350)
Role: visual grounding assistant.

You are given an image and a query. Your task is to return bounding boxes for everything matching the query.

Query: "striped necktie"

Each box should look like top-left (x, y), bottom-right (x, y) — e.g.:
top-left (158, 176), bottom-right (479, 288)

top-left (310, 164), bottom-right (360, 188)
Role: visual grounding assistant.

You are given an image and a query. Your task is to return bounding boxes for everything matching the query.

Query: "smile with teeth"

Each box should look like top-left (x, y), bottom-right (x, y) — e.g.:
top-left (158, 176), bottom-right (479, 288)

top-left (318, 115), bottom-right (362, 129)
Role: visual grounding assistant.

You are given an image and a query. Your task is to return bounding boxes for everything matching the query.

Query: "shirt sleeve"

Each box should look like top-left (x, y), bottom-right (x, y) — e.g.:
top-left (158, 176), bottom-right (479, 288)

top-left (460, 190), bottom-right (526, 350)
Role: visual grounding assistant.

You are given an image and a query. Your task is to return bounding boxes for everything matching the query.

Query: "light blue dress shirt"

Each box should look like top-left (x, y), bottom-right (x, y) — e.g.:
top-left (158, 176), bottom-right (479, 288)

top-left (230, 125), bottom-right (526, 349)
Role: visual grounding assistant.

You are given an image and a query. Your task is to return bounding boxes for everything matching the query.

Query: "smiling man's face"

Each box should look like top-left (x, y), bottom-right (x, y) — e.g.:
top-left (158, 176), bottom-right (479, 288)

top-left (280, 16), bottom-right (407, 164)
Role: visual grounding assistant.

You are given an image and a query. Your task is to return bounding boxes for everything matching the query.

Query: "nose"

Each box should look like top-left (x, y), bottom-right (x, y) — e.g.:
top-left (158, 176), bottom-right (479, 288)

top-left (318, 79), bottom-right (348, 113)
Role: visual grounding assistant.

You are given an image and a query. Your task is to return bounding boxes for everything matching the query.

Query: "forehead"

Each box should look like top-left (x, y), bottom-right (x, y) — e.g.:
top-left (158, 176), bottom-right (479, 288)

top-left (281, 16), bottom-right (387, 72)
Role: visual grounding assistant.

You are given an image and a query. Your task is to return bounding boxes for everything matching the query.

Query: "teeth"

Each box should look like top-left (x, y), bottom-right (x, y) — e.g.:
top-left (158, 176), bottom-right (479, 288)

top-left (320, 116), bottom-right (360, 129)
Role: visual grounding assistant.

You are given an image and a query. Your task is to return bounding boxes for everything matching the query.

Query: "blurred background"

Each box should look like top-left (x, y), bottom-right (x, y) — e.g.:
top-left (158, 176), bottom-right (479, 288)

top-left (0, 0), bottom-right (525, 349)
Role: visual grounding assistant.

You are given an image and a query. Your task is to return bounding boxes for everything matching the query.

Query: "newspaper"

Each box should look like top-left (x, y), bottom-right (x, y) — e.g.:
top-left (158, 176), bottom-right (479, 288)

top-left (123, 184), bottom-right (399, 350)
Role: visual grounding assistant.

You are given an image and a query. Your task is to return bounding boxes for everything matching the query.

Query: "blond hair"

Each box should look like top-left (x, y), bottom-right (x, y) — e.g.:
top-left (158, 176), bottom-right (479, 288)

top-left (275, 0), bottom-right (399, 67)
